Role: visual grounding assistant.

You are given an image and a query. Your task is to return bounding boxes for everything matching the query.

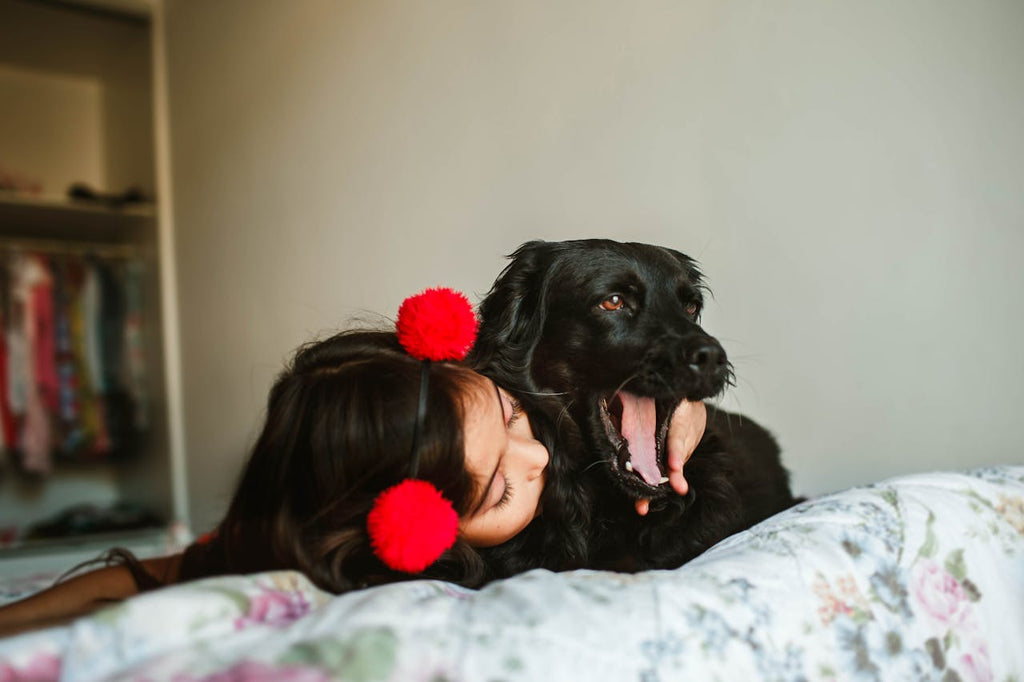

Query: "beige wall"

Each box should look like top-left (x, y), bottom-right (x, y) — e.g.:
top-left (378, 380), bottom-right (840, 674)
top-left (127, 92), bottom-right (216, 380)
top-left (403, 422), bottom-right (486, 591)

top-left (162, 0), bottom-right (1024, 533)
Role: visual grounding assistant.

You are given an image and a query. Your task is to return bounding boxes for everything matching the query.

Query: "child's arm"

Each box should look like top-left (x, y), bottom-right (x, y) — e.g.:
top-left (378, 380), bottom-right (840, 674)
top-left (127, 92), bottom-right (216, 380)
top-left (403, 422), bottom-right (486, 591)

top-left (0, 553), bottom-right (182, 637)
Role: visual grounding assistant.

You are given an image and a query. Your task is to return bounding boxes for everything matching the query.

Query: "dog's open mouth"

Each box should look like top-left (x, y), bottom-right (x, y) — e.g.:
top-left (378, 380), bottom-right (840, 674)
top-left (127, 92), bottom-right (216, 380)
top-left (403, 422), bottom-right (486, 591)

top-left (599, 391), bottom-right (673, 494)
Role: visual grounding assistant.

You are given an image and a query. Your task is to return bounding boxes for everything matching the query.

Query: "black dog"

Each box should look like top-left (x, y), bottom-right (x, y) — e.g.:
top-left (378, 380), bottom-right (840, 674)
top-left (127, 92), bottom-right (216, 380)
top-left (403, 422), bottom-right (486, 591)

top-left (474, 239), bottom-right (798, 571)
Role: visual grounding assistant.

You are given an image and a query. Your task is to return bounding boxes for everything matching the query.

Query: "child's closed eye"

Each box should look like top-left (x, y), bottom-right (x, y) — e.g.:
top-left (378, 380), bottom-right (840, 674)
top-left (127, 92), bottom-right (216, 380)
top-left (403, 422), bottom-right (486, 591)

top-left (506, 395), bottom-right (522, 429)
top-left (495, 479), bottom-right (514, 509)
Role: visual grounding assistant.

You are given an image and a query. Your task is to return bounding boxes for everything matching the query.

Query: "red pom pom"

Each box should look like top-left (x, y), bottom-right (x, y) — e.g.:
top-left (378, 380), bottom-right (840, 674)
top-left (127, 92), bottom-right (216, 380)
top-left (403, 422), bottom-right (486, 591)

top-left (367, 479), bottom-right (459, 573)
top-left (396, 287), bottom-right (478, 361)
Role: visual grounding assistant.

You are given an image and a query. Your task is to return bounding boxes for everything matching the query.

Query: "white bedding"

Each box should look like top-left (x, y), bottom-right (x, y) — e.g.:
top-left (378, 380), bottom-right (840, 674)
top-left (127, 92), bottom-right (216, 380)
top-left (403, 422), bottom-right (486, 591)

top-left (2, 466), bottom-right (1022, 681)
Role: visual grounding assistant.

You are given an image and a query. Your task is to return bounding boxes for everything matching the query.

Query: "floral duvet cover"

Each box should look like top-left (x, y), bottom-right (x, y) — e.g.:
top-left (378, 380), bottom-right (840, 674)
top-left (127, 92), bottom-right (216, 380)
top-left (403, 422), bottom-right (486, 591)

top-left (2, 466), bottom-right (1023, 682)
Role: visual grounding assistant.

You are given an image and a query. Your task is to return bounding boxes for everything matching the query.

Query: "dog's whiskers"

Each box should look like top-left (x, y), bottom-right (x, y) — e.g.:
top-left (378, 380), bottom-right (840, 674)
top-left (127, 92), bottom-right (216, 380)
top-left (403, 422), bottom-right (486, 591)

top-left (718, 403), bottom-right (744, 437)
top-left (582, 459), bottom-right (613, 475)
top-left (611, 374), bottom-right (642, 399)
top-left (556, 401), bottom-right (575, 431)
top-left (518, 388), bottom-right (571, 398)
top-left (648, 368), bottom-right (676, 395)
top-left (724, 361), bottom-right (737, 389)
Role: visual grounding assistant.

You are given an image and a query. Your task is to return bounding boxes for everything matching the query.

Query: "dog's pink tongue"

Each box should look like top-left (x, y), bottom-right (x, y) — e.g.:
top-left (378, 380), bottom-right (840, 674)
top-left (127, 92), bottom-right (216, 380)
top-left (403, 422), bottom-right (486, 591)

top-left (618, 392), bottom-right (661, 485)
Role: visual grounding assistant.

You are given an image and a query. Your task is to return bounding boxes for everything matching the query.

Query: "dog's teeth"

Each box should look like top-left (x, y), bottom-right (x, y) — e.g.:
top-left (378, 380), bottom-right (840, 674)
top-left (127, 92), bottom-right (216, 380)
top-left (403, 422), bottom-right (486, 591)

top-left (624, 461), bottom-right (634, 472)
top-left (659, 476), bottom-right (670, 484)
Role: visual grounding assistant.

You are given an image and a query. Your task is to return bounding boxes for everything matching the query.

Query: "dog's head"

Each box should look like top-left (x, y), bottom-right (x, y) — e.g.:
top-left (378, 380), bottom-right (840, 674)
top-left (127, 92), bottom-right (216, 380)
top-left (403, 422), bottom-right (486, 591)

top-left (474, 239), bottom-right (733, 500)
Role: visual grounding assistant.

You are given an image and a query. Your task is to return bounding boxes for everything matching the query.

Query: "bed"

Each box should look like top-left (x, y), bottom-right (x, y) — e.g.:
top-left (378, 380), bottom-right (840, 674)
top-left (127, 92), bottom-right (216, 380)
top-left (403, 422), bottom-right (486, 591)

top-left (1, 466), bottom-right (1022, 681)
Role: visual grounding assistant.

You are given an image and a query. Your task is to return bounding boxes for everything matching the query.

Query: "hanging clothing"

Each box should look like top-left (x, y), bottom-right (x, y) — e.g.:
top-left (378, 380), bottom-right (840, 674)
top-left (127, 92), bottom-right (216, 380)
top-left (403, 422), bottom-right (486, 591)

top-left (53, 260), bottom-right (84, 455)
top-left (11, 255), bottom-right (54, 474)
top-left (0, 249), bottom-right (149, 473)
top-left (0, 303), bottom-right (12, 457)
top-left (122, 261), bottom-right (148, 430)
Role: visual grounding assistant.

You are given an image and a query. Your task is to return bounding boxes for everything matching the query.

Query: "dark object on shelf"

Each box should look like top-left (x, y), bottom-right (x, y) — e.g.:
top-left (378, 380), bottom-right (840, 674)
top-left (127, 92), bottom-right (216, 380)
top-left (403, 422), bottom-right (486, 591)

top-left (25, 502), bottom-right (163, 540)
top-left (67, 183), bottom-right (151, 209)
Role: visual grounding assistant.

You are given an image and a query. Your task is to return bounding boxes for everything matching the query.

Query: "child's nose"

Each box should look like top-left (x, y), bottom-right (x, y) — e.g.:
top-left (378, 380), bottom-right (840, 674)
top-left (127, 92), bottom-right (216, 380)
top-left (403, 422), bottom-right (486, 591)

top-left (515, 438), bottom-right (549, 480)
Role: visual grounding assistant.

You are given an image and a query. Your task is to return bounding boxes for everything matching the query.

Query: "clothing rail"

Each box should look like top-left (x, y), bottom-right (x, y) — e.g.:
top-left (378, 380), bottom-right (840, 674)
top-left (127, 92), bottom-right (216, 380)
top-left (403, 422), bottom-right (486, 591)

top-left (0, 237), bottom-right (143, 259)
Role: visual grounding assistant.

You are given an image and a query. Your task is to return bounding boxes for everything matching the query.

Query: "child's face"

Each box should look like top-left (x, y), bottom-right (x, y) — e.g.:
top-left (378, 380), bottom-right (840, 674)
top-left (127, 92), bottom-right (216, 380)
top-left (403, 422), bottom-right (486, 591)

top-left (458, 373), bottom-right (548, 547)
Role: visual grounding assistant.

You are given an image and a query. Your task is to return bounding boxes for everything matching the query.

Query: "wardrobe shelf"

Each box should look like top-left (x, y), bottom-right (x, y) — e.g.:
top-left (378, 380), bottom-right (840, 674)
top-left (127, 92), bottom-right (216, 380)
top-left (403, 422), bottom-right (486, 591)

top-left (0, 193), bottom-right (155, 243)
top-left (0, 193), bottom-right (155, 217)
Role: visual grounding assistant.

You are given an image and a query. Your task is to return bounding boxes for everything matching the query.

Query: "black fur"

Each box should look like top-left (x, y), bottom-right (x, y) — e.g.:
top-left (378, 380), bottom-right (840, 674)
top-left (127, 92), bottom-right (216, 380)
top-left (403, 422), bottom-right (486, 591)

top-left (474, 239), bottom-right (798, 571)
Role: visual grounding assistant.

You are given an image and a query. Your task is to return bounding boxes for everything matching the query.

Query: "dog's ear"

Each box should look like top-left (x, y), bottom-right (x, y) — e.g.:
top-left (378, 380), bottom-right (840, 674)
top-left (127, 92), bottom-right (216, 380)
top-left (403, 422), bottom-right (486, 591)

top-left (660, 246), bottom-right (706, 291)
top-left (473, 240), bottom-right (557, 384)
top-left (660, 247), bottom-right (710, 319)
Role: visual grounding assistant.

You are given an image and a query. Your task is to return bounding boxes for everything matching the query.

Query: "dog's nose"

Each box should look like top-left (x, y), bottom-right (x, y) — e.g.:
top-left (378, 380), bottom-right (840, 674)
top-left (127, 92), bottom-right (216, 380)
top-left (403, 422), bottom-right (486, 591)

top-left (688, 343), bottom-right (725, 372)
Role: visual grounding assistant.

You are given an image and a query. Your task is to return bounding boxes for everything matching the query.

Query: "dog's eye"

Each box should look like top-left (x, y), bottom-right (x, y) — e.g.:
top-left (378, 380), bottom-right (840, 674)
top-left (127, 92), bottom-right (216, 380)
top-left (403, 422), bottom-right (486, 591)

top-left (685, 302), bottom-right (699, 317)
top-left (600, 295), bottom-right (625, 311)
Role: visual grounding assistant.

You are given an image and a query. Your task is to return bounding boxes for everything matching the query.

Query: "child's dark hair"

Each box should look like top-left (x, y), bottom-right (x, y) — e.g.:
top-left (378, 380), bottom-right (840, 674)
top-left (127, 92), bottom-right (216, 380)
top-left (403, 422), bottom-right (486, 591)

top-left (178, 330), bottom-right (489, 591)
top-left (97, 328), bottom-right (591, 594)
